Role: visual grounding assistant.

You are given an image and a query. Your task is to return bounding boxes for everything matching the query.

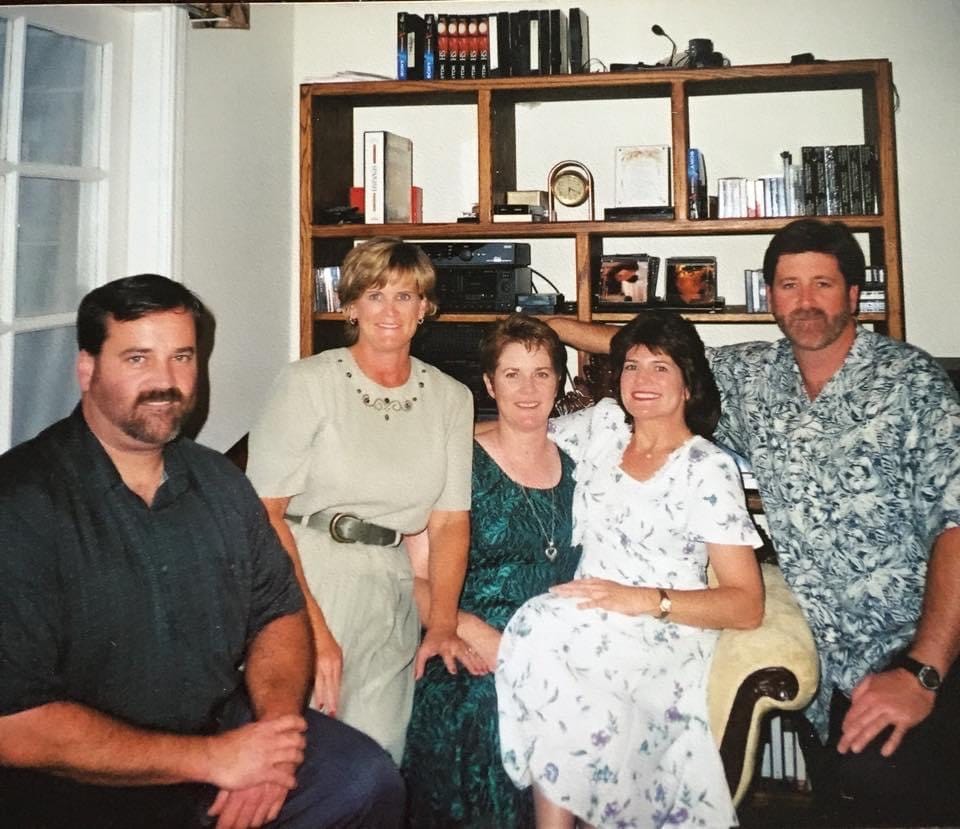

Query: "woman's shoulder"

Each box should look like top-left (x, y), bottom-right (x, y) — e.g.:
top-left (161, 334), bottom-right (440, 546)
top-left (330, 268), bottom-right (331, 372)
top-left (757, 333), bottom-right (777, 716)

top-left (285, 347), bottom-right (349, 379)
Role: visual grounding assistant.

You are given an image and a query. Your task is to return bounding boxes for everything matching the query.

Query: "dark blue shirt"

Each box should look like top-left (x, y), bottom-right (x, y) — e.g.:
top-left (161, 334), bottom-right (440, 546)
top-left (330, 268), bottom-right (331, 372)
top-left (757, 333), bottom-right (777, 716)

top-left (0, 407), bottom-right (304, 734)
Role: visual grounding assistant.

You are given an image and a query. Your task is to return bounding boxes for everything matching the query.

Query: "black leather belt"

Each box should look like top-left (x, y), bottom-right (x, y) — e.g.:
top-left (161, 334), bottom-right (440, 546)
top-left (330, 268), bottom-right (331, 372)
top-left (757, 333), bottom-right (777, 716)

top-left (285, 511), bottom-right (402, 547)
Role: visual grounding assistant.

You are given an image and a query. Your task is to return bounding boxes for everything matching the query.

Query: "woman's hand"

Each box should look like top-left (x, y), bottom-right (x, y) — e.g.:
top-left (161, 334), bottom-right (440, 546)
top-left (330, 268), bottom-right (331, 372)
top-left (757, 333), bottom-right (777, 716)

top-left (307, 604), bottom-right (342, 715)
top-left (457, 612), bottom-right (503, 674)
top-left (414, 624), bottom-right (486, 679)
top-left (550, 578), bottom-right (656, 616)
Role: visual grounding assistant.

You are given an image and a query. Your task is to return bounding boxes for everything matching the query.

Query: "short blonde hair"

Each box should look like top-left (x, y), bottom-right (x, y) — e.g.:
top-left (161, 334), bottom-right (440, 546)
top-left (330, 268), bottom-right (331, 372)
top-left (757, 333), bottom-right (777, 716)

top-left (338, 238), bottom-right (438, 335)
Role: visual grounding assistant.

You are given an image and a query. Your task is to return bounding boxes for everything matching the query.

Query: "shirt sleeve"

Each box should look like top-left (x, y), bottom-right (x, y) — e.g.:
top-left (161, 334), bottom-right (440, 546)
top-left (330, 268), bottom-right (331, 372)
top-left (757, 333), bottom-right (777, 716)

top-left (687, 444), bottom-right (763, 549)
top-left (246, 360), bottom-right (322, 500)
top-left (237, 473), bottom-right (306, 642)
top-left (0, 488), bottom-right (65, 716)
top-left (430, 380), bottom-right (474, 513)
top-left (548, 401), bottom-right (611, 465)
top-left (707, 343), bottom-right (753, 458)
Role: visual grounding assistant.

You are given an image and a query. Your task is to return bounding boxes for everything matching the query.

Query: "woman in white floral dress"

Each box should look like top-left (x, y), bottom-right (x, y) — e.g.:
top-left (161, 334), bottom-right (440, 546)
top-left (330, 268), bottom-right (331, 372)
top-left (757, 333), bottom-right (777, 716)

top-left (496, 312), bottom-right (765, 828)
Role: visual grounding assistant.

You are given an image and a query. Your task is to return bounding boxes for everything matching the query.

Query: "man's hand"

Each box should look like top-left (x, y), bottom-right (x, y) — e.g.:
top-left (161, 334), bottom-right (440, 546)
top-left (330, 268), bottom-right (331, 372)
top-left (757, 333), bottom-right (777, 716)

top-left (550, 578), bottom-right (652, 616)
top-left (205, 716), bottom-right (306, 791)
top-left (310, 622), bottom-right (343, 716)
top-left (838, 669), bottom-right (936, 757)
top-left (414, 624), bottom-right (485, 678)
top-left (207, 775), bottom-right (292, 829)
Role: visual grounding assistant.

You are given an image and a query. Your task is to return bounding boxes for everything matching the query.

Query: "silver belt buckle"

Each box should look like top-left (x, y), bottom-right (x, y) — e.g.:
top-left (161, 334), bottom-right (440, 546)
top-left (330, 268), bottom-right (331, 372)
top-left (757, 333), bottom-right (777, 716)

top-left (328, 512), bottom-right (358, 544)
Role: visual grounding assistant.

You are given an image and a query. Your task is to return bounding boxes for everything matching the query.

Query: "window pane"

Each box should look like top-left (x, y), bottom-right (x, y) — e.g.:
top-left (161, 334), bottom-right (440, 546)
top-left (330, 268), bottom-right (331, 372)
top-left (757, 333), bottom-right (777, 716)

top-left (16, 177), bottom-right (92, 317)
top-left (21, 25), bottom-right (100, 166)
top-left (12, 325), bottom-right (78, 446)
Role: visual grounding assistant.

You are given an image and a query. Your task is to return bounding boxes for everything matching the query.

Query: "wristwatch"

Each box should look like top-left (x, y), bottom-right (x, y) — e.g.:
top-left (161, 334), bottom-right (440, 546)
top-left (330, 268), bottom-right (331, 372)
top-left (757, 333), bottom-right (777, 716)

top-left (656, 588), bottom-right (672, 620)
top-left (890, 654), bottom-right (942, 692)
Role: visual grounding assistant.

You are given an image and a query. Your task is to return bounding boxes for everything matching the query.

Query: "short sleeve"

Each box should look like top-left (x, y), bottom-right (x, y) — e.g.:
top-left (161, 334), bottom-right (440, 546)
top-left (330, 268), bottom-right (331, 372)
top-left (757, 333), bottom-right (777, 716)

top-left (687, 444), bottom-right (762, 548)
top-left (429, 380), bottom-right (474, 513)
top-left (0, 490), bottom-right (65, 715)
top-left (549, 399), bottom-right (625, 465)
top-left (246, 360), bottom-right (322, 500)
top-left (239, 475), bottom-right (306, 641)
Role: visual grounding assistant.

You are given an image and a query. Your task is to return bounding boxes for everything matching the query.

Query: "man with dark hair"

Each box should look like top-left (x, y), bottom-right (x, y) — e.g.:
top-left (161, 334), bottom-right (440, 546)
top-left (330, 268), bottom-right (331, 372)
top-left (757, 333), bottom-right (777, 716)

top-left (0, 274), bottom-right (404, 829)
top-left (548, 219), bottom-right (960, 825)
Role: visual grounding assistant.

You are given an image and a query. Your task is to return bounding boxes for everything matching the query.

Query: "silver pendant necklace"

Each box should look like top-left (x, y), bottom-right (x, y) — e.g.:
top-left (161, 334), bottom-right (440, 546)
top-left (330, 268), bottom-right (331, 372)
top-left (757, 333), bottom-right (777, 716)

top-left (518, 483), bottom-right (558, 562)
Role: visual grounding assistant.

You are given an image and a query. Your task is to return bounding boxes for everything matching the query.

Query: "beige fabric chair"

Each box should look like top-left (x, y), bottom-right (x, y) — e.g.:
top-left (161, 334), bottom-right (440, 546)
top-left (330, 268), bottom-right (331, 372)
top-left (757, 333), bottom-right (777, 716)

top-left (708, 562), bottom-right (819, 806)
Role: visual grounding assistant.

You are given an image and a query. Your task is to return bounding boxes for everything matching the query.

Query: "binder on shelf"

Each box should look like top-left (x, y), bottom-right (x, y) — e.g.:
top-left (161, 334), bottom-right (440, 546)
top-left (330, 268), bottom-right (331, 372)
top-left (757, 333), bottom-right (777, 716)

top-left (363, 131), bottom-right (413, 224)
top-left (568, 7), bottom-right (589, 72)
top-left (396, 12), bottom-right (426, 81)
top-left (549, 8), bottom-right (569, 74)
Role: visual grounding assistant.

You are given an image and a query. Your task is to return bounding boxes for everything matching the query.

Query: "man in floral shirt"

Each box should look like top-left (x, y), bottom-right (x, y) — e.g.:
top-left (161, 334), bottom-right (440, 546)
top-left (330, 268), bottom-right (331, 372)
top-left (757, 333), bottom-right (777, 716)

top-left (549, 219), bottom-right (960, 825)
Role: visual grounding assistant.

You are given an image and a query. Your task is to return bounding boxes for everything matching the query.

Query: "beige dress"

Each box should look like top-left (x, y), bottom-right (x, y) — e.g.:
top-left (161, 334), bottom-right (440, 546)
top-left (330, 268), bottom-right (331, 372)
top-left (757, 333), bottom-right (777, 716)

top-left (246, 347), bottom-right (473, 762)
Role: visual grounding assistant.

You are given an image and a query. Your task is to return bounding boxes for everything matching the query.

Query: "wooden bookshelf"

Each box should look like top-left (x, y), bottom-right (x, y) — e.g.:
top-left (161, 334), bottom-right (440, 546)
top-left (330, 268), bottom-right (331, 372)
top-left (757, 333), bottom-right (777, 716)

top-left (299, 59), bottom-right (903, 358)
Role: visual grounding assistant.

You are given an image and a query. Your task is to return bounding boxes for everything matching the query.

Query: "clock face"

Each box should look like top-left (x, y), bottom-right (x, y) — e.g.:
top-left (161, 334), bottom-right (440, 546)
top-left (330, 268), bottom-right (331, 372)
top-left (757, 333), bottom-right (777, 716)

top-left (553, 170), bottom-right (589, 207)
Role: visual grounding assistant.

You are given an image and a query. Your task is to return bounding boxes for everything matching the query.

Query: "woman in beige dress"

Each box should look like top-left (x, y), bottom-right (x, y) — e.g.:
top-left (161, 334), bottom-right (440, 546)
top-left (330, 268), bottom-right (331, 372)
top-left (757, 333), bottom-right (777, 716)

top-left (245, 238), bottom-right (481, 763)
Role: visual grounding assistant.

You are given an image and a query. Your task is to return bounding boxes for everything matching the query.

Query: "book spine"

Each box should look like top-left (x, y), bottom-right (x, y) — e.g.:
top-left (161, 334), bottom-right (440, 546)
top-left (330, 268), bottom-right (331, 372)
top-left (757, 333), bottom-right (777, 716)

top-left (801, 146), bottom-right (817, 216)
top-left (822, 145), bottom-right (839, 215)
top-left (478, 17), bottom-right (490, 78)
top-left (860, 144), bottom-right (878, 214)
top-left (456, 17), bottom-right (469, 80)
top-left (811, 146), bottom-right (828, 215)
top-left (364, 131), bottom-right (385, 224)
top-left (423, 14), bottom-right (436, 80)
top-left (396, 12), bottom-right (408, 80)
top-left (537, 9), bottom-right (550, 76)
top-left (437, 15), bottom-right (449, 80)
top-left (467, 16), bottom-right (479, 79)
top-left (568, 7), bottom-right (588, 73)
top-left (496, 11), bottom-right (511, 77)
top-left (836, 144), bottom-right (852, 214)
top-left (847, 144), bottom-right (863, 214)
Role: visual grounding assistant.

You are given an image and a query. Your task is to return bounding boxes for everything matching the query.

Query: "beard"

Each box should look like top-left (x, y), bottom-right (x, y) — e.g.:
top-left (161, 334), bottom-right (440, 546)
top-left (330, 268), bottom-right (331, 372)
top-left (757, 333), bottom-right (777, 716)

top-left (119, 387), bottom-right (195, 445)
top-left (774, 306), bottom-right (854, 352)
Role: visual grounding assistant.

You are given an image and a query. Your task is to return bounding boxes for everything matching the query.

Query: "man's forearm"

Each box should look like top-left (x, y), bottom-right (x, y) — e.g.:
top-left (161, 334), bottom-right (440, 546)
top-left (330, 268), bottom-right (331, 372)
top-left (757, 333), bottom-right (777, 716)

top-left (0, 701), bottom-right (214, 786)
top-left (244, 610), bottom-right (313, 721)
top-left (547, 317), bottom-right (617, 353)
top-left (909, 526), bottom-right (960, 675)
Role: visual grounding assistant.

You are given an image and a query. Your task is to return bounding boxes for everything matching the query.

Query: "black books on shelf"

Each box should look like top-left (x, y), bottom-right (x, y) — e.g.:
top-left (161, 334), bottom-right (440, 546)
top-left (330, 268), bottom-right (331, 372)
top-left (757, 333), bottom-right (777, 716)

top-left (800, 144), bottom-right (879, 216)
top-left (405, 8), bottom-right (576, 79)
top-left (363, 131), bottom-right (413, 224)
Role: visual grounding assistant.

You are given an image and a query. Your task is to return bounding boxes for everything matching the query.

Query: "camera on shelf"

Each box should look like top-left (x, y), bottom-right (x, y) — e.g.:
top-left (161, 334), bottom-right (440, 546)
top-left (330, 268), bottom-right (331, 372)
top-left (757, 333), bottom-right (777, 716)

top-left (686, 38), bottom-right (726, 68)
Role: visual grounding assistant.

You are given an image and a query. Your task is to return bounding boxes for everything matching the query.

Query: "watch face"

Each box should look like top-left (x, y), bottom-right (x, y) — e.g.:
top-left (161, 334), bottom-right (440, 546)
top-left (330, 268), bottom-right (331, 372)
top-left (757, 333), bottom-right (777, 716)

top-left (553, 171), bottom-right (589, 207)
top-left (918, 665), bottom-right (942, 691)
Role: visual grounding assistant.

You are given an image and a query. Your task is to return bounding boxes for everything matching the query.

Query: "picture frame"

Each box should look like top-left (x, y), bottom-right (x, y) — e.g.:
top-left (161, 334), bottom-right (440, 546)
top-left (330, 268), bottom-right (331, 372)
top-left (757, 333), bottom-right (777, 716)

top-left (593, 254), bottom-right (660, 309)
top-left (664, 256), bottom-right (718, 306)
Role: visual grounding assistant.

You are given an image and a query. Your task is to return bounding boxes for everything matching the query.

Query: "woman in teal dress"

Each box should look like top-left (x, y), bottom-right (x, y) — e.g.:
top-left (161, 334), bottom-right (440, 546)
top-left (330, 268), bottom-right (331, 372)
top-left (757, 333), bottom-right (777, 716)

top-left (403, 315), bottom-right (580, 828)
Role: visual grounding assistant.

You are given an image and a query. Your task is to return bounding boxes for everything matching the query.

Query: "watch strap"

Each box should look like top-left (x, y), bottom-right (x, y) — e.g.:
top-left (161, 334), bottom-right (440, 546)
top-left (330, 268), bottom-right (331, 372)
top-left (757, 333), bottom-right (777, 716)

top-left (890, 654), bottom-right (942, 692)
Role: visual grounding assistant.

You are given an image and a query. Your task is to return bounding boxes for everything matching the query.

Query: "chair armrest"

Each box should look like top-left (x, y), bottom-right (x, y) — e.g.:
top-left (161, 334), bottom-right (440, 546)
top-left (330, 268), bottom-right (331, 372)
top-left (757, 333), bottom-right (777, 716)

top-left (708, 562), bottom-right (819, 805)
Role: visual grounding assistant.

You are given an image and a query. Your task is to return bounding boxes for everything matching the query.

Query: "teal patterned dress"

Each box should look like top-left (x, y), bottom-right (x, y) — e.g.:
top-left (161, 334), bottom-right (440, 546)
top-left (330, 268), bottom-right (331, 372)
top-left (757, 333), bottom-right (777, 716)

top-left (402, 441), bottom-right (579, 828)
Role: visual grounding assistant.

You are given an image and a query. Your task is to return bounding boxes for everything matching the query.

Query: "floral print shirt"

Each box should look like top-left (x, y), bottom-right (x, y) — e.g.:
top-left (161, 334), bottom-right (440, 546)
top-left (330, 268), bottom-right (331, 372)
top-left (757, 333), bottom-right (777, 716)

top-left (709, 327), bottom-right (960, 737)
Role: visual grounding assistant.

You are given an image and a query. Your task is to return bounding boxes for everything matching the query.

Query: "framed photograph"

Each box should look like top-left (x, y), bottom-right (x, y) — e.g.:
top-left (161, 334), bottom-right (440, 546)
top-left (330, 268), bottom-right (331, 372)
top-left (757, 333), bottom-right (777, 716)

top-left (665, 257), bottom-right (718, 306)
top-left (594, 254), bottom-right (660, 308)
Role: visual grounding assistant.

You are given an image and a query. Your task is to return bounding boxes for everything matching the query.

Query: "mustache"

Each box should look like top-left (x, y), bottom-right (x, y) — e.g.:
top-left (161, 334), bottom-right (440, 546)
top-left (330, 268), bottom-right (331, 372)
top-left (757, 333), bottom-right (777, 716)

top-left (136, 388), bottom-right (184, 405)
top-left (787, 309), bottom-right (827, 321)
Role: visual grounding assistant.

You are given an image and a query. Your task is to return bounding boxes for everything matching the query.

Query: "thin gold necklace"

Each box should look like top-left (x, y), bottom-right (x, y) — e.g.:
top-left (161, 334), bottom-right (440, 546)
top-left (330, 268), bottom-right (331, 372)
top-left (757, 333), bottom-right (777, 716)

top-left (517, 483), bottom-right (558, 561)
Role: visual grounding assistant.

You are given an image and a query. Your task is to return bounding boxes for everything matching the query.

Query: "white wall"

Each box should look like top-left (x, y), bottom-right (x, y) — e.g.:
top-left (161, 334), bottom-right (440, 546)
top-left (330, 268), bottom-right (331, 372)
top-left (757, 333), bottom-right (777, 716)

top-left (182, 0), bottom-right (960, 448)
top-left (181, 4), bottom-right (296, 450)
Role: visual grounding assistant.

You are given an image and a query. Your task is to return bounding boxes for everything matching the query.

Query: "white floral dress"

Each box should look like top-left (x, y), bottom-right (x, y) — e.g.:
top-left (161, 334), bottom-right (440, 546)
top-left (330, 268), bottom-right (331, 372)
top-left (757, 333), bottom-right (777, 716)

top-left (496, 399), bottom-right (761, 828)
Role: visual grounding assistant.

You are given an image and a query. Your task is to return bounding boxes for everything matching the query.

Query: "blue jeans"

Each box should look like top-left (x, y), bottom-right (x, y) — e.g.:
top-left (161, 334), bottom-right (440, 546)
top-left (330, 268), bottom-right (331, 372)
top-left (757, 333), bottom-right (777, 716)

top-left (0, 707), bottom-right (405, 829)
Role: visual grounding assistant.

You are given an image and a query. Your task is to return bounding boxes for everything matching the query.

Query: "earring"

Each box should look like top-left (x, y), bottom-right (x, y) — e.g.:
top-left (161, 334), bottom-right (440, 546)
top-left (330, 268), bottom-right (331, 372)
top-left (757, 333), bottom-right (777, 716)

top-left (417, 317), bottom-right (424, 325)
top-left (349, 317), bottom-right (358, 326)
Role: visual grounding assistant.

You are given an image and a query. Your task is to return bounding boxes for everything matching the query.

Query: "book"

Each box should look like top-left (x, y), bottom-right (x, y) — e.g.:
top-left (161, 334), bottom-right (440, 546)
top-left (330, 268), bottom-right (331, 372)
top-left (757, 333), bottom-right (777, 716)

top-left (423, 14), bottom-right (436, 80)
top-left (568, 7), bottom-right (589, 73)
top-left (510, 10), bottom-right (530, 77)
top-left (437, 14), bottom-right (450, 80)
top-left (549, 9), bottom-right (568, 74)
top-left (615, 145), bottom-right (671, 207)
top-left (801, 146), bottom-right (818, 216)
top-left (822, 145), bottom-right (840, 215)
top-left (494, 11), bottom-right (511, 77)
top-left (505, 189), bottom-right (549, 208)
top-left (860, 144), bottom-right (878, 214)
top-left (467, 16), bottom-right (480, 79)
top-left (455, 17), bottom-right (469, 80)
top-left (396, 12), bottom-right (426, 81)
top-left (477, 16), bottom-right (490, 78)
top-left (536, 9), bottom-right (550, 76)
top-left (363, 130), bottom-right (413, 224)
top-left (687, 148), bottom-right (707, 220)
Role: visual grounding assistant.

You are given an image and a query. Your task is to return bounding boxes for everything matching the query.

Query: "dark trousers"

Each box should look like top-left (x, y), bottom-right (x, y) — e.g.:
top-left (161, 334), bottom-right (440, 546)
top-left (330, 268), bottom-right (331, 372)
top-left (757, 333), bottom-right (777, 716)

top-left (802, 659), bottom-right (960, 827)
top-left (0, 706), bottom-right (405, 829)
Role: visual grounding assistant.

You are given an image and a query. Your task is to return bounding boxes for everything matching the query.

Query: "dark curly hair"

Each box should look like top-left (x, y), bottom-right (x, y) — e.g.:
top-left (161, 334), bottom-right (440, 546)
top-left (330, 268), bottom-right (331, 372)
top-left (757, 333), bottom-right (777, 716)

top-left (609, 311), bottom-right (720, 437)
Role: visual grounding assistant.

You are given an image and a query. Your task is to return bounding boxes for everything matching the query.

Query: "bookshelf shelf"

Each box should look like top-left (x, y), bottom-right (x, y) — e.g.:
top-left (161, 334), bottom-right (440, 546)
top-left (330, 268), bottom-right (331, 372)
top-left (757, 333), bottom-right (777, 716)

top-left (300, 58), bottom-right (903, 358)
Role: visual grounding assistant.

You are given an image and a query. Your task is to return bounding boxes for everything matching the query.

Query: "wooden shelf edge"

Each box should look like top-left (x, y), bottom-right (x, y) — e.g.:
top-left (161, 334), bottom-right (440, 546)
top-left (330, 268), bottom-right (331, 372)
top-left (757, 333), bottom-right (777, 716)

top-left (309, 215), bottom-right (892, 240)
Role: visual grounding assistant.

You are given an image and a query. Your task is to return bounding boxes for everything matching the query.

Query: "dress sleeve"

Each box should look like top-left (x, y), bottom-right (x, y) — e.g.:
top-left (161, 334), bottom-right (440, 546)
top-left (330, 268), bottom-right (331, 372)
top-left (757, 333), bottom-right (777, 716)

top-left (687, 445), bottom-right (762, 548)
top-left (430, 380), bottom-right (474, 513)
top-left (548, 402), bottom-right (608, 465)
top-left (0, 490), bottom-right (65, 716)
top-left (246, 360), bottom-right (322, 500)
